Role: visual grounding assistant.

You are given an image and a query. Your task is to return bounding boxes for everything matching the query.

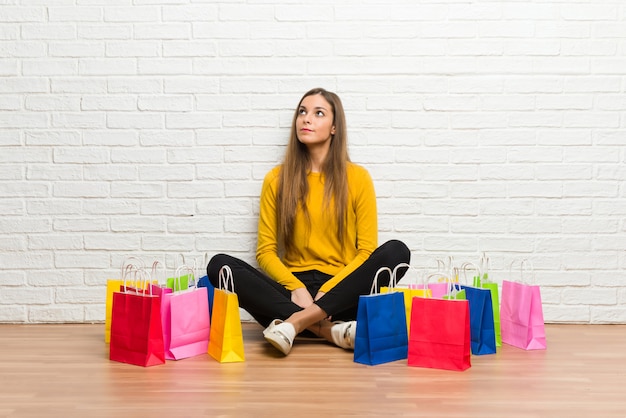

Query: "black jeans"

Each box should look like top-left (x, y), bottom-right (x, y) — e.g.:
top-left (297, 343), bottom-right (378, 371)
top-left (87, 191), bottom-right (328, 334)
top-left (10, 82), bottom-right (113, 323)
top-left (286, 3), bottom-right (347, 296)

top-left (206, 240), bottom-right (410, 328)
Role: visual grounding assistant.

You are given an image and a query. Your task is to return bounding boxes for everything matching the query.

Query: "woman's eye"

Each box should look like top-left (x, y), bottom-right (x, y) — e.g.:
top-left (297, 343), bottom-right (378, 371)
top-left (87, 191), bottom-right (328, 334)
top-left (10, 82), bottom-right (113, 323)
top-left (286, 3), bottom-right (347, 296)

top-left (316, 111), bottom-right (324, 116)
top-left (298, 108), bottom-right (306, 115)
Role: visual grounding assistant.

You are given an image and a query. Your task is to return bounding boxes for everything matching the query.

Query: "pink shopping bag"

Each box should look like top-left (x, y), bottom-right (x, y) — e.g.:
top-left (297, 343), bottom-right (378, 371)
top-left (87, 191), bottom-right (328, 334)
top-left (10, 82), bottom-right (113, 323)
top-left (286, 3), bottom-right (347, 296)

top-left (500, 260), bottom-right (546, 350)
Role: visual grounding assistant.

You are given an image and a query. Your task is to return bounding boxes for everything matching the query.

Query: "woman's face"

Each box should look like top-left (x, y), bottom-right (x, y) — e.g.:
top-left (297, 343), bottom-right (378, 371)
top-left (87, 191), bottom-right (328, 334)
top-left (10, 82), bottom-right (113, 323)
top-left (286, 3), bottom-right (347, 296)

top-left (295, 94), bottom-right (335, 149)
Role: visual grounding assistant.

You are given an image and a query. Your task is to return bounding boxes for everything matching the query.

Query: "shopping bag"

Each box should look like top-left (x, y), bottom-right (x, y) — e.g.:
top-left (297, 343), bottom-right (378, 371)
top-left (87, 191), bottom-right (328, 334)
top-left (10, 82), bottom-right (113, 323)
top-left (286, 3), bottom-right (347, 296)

top-left (458, 262), bottom-right (496, 356)
top-left (208, 265), bottom-right (245, 363)
top-left (105, 256), bottom-right (144, 343)
top-left (354, 267), bottom-right (408, 366)
top-left (501, 260), bottom-right (546, 350)
top-left (459, 284), bottom-right (496, 355)
top-left (163, 266), bottom-right (211, 360)
top-left (408, 296), bottom-right (471, 372)
top-left (109, 268), bottom-right (165, 367)
top-left (380, 263), bottom-right (432, 334)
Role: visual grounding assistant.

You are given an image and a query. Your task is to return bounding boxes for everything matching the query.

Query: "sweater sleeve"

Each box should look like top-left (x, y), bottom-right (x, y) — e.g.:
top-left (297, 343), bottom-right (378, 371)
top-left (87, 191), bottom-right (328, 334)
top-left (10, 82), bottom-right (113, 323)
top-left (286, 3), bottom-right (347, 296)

top-left (318, 166), bottom-right (378, 293)
top-left (255, 168), bottom-right (306, 291)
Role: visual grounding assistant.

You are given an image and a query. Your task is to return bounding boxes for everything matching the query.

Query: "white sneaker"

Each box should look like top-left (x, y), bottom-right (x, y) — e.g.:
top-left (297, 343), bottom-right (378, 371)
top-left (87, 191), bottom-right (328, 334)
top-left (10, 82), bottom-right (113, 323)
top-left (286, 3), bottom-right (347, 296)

top-left (263, 319), bottom-right (296, 355)
top-left (330, 321), bottom-right (357, 350)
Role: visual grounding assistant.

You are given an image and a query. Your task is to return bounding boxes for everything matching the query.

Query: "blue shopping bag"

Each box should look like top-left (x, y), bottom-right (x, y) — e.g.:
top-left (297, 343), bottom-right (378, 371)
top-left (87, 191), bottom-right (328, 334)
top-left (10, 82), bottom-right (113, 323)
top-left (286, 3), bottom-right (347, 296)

top-left (460, 284), bottom-right (496, 355)
top-left (197, 274), bottom-right (215, 317)
top-left (354, 267), bottom-right (408, 366)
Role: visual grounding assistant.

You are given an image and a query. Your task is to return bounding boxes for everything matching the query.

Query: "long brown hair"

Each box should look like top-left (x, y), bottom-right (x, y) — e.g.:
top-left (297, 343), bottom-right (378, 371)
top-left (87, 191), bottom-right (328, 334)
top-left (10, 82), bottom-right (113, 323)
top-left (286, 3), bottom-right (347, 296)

top-left (276, 88), bottom-right (350, 253)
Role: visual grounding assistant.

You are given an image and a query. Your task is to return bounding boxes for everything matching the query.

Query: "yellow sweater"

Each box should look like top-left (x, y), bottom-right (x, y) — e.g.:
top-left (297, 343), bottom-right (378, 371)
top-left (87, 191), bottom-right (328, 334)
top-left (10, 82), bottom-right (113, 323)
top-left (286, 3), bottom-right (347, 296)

top-left (256, 163), bottom-right (378, 293)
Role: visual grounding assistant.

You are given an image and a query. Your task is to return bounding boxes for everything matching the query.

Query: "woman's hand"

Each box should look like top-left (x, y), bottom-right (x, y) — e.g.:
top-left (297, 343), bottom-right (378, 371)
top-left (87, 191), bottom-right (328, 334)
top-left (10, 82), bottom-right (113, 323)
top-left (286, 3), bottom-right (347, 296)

top-left (291, 287), bottom-right (314, 308)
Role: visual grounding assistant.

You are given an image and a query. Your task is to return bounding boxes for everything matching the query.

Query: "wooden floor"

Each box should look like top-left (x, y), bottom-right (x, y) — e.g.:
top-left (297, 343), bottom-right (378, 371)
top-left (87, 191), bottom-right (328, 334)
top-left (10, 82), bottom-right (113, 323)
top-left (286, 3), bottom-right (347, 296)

top-left (1, 323), bottom-right (625, 418)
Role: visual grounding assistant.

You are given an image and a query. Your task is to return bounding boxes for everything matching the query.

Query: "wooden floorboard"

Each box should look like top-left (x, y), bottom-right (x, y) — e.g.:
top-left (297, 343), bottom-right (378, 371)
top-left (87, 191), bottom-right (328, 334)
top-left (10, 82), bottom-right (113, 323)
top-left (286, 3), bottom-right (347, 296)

top-left (0, 323), bottom-right (625, 417)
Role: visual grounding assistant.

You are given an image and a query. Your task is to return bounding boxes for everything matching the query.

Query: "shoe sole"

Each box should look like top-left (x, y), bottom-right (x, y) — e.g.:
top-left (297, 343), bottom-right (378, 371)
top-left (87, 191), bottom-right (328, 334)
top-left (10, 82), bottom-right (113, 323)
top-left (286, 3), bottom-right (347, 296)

top-left (263, 330), bottom-right (292, 355)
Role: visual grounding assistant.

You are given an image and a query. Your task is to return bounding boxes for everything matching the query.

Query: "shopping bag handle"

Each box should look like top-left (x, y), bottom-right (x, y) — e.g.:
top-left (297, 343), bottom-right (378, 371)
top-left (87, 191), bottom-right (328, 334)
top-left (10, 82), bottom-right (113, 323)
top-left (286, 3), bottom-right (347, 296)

top-left (120, 256), bottom-right (144, 282)
top-left (121, 264), bottom-right (136, 288)
top-left (151, 260), bottom-right (166, 285)
top-left (460, 261), bottom-right (480, 286)
top-left (391, 262), bottom-right (410, 288)
top-left (174, 265), bottom-right (197, 291)
top-left (508, 259), bottom-right (535, 285)
top-left (369, 267), bottom-right (393, 295)
top-left (121, 265), bottom-right (136, 293)
top-left (436, 255), bottom-right (454, 279)
top-left (479, 252), bottom-right (491, 282)
top-left (197, 252), bottom-right (210, 278)
top-left (122, 266), bottom-right (152, 295)
top-left (392, 263), bottom-right (427, 290)
top-left (219, 265), bottom-right (235, 292)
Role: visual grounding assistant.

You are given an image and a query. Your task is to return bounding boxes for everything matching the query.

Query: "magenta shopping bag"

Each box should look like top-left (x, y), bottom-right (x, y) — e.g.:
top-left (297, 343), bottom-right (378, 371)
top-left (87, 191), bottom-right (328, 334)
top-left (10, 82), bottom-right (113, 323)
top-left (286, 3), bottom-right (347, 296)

top-left (500, 260), bottom-right (546, 350)
top-left (162, 266), bottom-right (211, 360)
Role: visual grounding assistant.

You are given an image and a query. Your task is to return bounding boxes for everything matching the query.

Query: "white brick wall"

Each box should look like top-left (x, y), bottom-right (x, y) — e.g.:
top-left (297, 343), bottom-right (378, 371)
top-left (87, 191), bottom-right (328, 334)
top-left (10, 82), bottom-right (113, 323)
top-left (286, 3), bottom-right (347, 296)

top-left (1, 1), bottom-right (625, 324)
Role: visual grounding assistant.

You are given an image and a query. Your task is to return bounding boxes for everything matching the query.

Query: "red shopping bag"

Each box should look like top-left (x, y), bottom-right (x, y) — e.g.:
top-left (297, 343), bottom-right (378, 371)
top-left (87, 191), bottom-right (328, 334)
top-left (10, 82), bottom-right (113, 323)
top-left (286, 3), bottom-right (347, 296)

top-left (500, 260), bottom-right (546, 350)
top-left (162, 266), bottom-right (211, 360)
top-left (109, 268), bottom-right (165, 367)
top-left (408, 296), bottom-right (471, 372)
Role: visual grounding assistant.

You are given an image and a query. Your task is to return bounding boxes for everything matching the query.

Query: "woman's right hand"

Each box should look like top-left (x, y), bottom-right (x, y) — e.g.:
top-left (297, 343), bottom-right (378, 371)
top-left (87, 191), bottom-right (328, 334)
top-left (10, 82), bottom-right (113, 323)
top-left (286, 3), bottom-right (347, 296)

top-left (291, 287), bottom-right (314, 309)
